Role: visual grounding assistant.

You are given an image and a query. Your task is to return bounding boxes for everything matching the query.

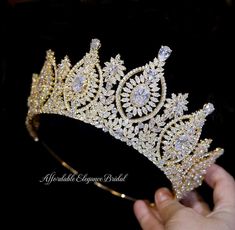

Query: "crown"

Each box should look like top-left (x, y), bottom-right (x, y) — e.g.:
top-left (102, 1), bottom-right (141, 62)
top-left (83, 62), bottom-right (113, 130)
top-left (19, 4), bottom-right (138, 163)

top-left (26, 39), bottom-right (223, 199)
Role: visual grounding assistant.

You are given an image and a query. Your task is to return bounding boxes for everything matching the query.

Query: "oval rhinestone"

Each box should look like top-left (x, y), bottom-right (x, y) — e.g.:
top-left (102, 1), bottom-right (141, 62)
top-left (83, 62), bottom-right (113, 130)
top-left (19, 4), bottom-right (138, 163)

top-left (131, 85), bottom-right (150, 107)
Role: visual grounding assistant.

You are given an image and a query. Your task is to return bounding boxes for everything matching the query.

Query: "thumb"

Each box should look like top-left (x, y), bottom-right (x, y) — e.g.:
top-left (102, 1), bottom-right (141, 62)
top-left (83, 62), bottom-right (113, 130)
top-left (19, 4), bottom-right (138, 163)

top-left (155, 188), bottom-right (185, 223)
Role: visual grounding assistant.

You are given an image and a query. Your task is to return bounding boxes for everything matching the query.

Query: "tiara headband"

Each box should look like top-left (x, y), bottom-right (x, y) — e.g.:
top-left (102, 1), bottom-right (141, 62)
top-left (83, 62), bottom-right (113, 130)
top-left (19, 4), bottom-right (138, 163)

top-left (26, 39), bottom-right (223, 200)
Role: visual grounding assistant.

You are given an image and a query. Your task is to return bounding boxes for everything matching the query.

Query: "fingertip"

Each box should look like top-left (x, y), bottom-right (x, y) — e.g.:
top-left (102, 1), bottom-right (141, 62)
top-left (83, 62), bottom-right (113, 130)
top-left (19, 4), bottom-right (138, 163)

top-left (133, 200), bottom-right (150, 220)
top-left (205, 164), bottom-right (219, 176)
top-left (134, 200), bottom-right (147, 210)
top-left (205, 164), bottom-right (234, 188)
top-left (204, 164), bottom-right (235, 207)
top-left (134, 200), bottom-right (164, 229)
top-left (205, 164), bottom-right (221, 186)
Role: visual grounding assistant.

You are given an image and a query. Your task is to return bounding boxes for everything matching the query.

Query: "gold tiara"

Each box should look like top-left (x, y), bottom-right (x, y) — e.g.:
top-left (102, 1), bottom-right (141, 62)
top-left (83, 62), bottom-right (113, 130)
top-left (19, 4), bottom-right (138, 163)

top-left (26, 39), bottom-right (223, 199)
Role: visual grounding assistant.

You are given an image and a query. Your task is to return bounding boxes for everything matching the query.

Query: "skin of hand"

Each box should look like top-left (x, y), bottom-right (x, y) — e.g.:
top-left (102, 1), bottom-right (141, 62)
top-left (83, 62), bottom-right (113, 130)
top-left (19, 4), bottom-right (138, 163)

top-left (134, 164), bottom-right (235, 230)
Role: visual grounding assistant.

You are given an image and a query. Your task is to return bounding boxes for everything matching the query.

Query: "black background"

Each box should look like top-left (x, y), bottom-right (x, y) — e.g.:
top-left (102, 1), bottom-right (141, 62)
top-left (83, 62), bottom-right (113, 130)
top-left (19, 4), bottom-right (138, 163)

top-left (2, 0), bottom-right (235, 229)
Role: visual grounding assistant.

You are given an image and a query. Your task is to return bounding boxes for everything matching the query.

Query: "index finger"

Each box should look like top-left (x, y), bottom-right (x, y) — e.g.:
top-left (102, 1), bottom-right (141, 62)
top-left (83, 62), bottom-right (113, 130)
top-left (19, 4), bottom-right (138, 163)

top-left (205, 164), bottom-right (235, 209)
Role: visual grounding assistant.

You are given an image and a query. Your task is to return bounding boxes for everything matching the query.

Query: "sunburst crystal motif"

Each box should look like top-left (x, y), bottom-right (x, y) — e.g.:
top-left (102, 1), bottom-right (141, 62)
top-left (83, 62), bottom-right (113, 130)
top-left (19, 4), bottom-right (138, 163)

top-left (116, 56), bottom-right (167, 123)
top-left (164, 93), bottom-right (189, 118)
top-left (26, 39), bottom-right (223, 199)
top-left (120, 65), bottom-right (161, 119)
top-left (103, 54), bottom-right (126, 85)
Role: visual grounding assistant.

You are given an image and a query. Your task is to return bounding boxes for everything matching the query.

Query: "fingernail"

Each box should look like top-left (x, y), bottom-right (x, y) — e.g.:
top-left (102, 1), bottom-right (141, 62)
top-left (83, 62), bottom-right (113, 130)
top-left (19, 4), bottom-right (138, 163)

top-left (157, 188), bottom-right (173, 203)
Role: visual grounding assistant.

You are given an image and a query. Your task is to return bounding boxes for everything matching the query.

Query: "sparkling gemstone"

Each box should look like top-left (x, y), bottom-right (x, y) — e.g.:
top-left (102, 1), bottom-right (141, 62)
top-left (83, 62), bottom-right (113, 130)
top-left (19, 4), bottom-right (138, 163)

top-left (175, 134), bottom-right (190, 152)
top-left (158, 46), bottom-right (172, 62)
top-left (111, 108), bottom-right (117, 113)
top-left (127, 112), bottom-right (133, 118)
top-left (127, 140), bottom-right (132, 146)
top-left (90, 38), bottom-right (101, 50)
top-left (72, 75), bottom-right (86, 93)
top-left (109, 64), bottom-right (118, 74)
top-left (123, 119), bottom-right (129, 126)
top-left (102, 127), bottom-right (108, 132)
top-left (131, 85), bottom-right (150, 107)
top-left (147, 69), bottom-right (158, 81)
top-left (203, 103), bottom-right (215, 116)
top-left (138, 123), bottom-right (144, 129)
top-left (105, 82), bottom-right (113, 90)
top-left (114, 129), bottom-right (123, 139)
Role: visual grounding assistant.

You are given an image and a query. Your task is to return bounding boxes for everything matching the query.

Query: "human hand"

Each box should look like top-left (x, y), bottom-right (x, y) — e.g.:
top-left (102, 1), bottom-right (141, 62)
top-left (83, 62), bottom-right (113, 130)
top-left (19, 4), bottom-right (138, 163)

top-left (134, 164), bottom-right (235, 230)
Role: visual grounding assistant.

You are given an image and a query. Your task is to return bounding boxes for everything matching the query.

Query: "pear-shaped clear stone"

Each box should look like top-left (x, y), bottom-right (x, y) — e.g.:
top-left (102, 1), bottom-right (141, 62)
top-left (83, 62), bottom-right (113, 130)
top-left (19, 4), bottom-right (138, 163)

top-left (158, 46), bottom-right (172, 61)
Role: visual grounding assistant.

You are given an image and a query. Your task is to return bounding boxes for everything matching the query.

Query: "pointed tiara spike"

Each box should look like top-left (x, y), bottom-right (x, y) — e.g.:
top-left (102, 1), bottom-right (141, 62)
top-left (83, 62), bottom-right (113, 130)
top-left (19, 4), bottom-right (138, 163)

top-left (158, 46), bottom-right (172, 62)
top-left (26, 39), bottom-right (223, 199)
